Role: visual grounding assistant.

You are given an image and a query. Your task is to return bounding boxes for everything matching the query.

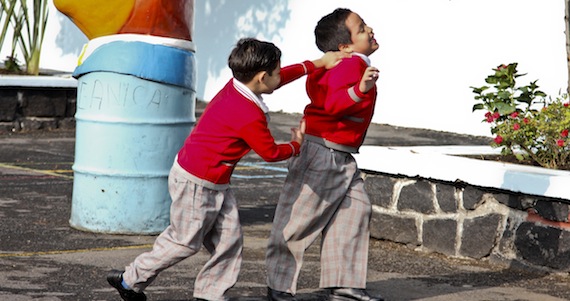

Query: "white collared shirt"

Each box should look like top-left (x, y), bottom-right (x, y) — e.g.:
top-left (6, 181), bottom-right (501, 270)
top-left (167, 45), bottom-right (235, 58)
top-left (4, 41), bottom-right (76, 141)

top-left (352, 52), bottom-right (371, 67)
top-left (232, 78), bottom-right (269, 114)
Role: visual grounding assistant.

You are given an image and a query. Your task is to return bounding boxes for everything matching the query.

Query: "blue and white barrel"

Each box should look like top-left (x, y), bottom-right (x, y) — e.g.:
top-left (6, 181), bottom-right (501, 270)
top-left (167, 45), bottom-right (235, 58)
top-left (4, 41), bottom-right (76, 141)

top-left (70, 35), bottom-right (196, 234)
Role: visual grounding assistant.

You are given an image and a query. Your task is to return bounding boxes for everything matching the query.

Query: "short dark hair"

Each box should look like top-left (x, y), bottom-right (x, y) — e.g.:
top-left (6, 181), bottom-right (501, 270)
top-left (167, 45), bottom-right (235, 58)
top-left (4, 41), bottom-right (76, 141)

top-left (314, 8), bottom-right (353, 52)
top-left (228, 38), bottom-right (281, 83)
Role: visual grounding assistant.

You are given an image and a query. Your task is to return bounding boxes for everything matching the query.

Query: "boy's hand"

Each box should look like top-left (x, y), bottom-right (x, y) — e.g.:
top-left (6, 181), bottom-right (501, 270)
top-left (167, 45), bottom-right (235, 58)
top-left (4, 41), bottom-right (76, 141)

top-left (290, 127), bottom-right (304, 145)
top-left (314, 51), bottom-right (351, 69)
top-left (291, 119), bottom-right (305, 145)
top-left (359, 66), bottom-right (380, 93)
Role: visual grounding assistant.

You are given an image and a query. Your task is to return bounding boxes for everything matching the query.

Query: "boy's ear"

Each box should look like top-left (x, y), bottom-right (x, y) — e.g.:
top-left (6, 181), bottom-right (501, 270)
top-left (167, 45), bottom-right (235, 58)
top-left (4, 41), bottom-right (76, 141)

top-left (339, 43), bottom-right (352, 53)
top-left (256, 71), bottom-right (268, 83)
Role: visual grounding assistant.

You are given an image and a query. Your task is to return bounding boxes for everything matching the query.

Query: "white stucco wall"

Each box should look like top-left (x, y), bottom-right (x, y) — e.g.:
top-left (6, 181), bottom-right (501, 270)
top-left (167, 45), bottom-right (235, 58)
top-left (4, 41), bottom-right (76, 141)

top-left (27, 0), bottom-right (570, 137)
top-left (252, 0), bottom-right (568, 137)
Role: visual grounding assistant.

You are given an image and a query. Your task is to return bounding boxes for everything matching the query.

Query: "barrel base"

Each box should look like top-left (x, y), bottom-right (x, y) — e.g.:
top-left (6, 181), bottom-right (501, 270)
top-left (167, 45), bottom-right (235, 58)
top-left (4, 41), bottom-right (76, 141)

top-left (70, 172), bottom-right (171, 234)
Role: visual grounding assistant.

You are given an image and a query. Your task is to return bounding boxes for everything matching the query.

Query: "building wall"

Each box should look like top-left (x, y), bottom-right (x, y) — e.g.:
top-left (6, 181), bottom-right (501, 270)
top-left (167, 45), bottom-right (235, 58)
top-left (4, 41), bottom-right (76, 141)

top-left (30, 0), bottom-right (569, 137)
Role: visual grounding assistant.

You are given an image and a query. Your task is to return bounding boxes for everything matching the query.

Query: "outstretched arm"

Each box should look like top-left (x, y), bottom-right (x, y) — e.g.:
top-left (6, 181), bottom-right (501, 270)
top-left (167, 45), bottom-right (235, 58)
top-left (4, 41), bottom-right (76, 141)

top-left (278, 51), bottom-right (349, 88)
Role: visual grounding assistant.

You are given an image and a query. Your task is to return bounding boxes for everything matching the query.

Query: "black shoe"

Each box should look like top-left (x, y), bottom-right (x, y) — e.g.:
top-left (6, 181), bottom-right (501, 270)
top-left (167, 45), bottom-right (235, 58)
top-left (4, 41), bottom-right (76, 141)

top-left (328, 288), bottom-right (384, 301)
top-left (107, 269), bottom-right (147, 301)
top-left (267, 287), bottom-right (297, 301)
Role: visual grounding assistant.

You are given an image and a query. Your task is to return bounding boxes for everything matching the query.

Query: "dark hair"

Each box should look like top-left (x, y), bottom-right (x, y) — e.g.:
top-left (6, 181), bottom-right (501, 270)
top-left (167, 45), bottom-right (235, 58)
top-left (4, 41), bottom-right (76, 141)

top-left (314, 8), bottom-right (353, 52)
top-left (228, 38), bottom-right (281, 83)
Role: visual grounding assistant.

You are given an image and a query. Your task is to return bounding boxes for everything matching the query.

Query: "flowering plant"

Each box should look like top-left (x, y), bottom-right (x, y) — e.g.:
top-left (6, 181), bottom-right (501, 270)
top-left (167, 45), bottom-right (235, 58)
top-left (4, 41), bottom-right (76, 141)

top-left (471, 63), bottom-right (570, 170)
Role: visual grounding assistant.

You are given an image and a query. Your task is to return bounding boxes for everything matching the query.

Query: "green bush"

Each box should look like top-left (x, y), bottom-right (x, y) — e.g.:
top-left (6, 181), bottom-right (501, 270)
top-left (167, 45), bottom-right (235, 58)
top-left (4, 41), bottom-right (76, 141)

top-left (471, 63), bottom-right (570, 170)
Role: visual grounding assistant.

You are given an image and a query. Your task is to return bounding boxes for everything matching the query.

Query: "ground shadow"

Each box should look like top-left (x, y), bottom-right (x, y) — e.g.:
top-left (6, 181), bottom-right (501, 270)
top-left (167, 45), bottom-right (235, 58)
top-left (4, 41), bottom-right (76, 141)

top-left (366, 266), bottom-right (562, 300)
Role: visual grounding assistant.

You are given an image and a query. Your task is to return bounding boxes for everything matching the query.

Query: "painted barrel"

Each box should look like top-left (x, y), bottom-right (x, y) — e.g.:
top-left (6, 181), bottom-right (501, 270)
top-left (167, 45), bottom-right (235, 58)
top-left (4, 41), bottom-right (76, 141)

top-left (69, 37), bottom-right (196, 234)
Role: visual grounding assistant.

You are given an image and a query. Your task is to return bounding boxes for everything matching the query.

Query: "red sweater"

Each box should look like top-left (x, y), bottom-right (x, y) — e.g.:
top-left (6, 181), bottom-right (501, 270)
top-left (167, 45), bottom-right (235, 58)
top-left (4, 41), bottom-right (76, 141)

top-left (177, 61), bottom-right (316, 185)
top-left (304, 55), bottom-right (377, 153)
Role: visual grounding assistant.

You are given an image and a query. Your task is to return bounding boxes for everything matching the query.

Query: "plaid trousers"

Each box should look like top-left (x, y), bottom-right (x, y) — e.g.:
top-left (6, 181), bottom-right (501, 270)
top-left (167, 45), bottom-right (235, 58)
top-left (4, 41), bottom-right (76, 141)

top-left (266, 140), bottom-right (371, 294)
top-left (123, 161), bottom-right (242, 301)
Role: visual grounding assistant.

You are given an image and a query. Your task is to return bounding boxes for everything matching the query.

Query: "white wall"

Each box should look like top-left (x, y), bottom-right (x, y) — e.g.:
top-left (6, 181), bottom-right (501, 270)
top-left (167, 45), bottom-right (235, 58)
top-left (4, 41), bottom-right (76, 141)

top-left (33, 0), bottom-right (569, 137)
top-left (37, 1), bottom-right (87, 72)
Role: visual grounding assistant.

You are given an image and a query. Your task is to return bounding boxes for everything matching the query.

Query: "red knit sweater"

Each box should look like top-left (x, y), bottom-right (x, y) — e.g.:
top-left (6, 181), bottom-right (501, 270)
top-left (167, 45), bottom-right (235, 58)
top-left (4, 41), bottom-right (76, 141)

top-left (177, 61), bottom-right (315, 185)
top-left (303, 55), bottom-right (377, 153)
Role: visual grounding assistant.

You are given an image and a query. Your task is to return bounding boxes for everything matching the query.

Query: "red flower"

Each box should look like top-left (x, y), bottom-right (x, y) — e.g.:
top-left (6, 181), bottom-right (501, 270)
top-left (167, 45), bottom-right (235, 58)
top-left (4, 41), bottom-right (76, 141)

top-left (492, 112), bottom-right (500, 119)
top-left (510, 112), bottom-right (519, 118)
top-left (523, 118), bottom-right (530, 124)
top-left (494, 135), bottom-right (503, 144)
top-left (565, 103), bottom-right (569, 107)
top-left (513, 123), bottom-right (520, 131)
top-left (561, 129), bottom-right (569, 138)
top-left (558, 139), bottom-right (565, 147)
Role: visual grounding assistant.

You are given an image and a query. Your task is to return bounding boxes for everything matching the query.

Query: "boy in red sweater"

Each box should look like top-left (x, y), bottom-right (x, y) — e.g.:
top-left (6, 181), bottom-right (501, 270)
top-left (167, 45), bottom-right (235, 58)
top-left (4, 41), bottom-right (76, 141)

top-left (266, 8), bottom-right (383, 301)
top-left (107, 38), bottom-right (345, 301)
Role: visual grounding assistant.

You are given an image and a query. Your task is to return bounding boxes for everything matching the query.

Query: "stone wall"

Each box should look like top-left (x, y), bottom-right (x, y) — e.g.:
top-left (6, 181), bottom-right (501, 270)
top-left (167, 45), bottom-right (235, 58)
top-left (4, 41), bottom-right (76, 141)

top-left (0, 87), bottom-right (76, 132)
top-left (364, 171), bottom-right (570, 271)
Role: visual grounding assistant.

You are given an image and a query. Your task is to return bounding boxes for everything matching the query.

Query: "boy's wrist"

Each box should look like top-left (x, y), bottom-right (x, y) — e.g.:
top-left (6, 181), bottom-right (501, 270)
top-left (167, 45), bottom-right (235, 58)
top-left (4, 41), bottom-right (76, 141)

top-left (358, 83), bottom-right (371, 94)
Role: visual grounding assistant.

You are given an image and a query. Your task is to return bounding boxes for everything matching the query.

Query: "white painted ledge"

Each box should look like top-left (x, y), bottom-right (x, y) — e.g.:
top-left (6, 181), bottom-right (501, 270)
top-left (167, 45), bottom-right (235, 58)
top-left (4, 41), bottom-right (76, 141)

top-left (0, 74), bottom-right (77, 88)
top-left (354, 145), bottom-right (570, 201)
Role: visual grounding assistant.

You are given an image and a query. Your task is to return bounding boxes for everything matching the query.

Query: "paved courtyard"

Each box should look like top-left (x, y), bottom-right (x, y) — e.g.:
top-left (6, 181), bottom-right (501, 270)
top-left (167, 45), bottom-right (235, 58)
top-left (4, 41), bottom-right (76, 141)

top-left (1, 110), bottom-right (570, 300)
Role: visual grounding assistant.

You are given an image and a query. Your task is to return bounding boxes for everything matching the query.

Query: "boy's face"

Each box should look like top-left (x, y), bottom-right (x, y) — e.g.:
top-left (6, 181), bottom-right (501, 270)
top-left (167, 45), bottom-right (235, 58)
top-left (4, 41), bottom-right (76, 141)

top-left (343, 12), bottom-right (379, 56)
top-left (260, 62), bottom-right (281, 94)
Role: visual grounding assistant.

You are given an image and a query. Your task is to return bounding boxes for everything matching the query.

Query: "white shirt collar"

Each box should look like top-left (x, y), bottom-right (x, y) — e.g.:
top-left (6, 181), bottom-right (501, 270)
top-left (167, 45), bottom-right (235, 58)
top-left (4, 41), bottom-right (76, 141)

top-left (352, 52), bottom-right (371, 66)
top-left (232, 78), bottom-right (269, 114)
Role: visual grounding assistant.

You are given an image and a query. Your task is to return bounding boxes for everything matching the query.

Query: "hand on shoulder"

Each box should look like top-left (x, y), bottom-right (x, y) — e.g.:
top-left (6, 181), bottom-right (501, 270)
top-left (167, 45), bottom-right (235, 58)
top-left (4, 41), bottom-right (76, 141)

top-left (314, 51), bottom-right (351, 70)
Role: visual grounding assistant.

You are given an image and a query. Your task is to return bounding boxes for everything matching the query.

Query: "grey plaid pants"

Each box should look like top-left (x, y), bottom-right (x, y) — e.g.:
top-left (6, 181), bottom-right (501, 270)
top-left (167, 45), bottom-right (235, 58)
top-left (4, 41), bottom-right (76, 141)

top-left (123, 161), bottom-right (242, 301)
top-left (266, 140), bottom-right (371, 294)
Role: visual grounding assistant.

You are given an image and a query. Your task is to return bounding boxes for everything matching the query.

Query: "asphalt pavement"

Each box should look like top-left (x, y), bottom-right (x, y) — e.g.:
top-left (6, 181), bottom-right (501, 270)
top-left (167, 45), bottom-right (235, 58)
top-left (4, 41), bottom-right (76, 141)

top-left (2, 105), bottom-right (570, 301)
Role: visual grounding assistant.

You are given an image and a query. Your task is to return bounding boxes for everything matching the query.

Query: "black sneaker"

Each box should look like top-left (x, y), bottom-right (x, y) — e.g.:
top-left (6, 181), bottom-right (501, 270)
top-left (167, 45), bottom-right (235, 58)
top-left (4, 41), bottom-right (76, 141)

top-left (267, 287), bottom-right (297, 301)
top-left (107, 269), bottom-right (147, 301)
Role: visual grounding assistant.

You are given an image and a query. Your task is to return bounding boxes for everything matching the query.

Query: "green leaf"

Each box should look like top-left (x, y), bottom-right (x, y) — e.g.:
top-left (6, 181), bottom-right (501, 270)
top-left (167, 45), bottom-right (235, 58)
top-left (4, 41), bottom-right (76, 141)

top-left (514, 153), bottom-right (525, 161)
top-left (485, 76), bottom-right (498, 84)
top-left (496, 102), bottom-right (516, 115)
top-left (498, 81), bottom-right (513, 89)
top-left (471, 86), bottom-right (489, 94)
top-left (472, 103), bottom-right (484, 111)
top-left (497, 91), bottom-right (511, 100)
